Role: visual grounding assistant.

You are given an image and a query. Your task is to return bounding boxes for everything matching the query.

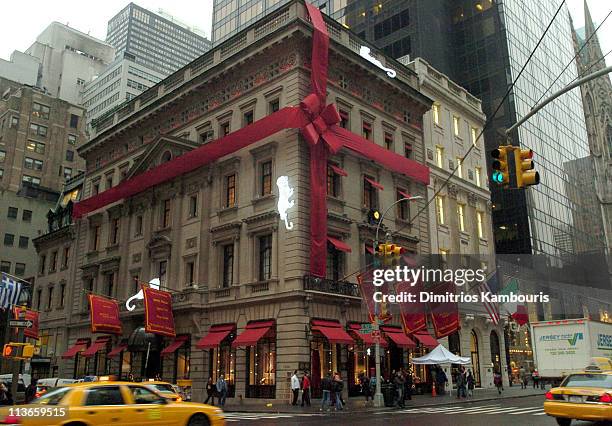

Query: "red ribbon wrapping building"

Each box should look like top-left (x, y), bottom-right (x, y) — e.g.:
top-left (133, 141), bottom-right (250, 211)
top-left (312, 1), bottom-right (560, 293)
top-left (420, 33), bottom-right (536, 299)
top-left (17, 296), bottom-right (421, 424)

top-left (71, 3), bottom-right (430, 278)
top-left (88, 294), bottom-right (122, 335)
top-left (143, 286), bottom-right (176, 338)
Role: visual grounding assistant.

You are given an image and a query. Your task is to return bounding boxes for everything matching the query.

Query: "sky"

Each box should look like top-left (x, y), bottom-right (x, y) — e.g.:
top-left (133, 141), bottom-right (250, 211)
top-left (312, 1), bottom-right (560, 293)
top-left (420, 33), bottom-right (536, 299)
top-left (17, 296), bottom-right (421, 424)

top-left (0, 0), bottom-right (609, 68)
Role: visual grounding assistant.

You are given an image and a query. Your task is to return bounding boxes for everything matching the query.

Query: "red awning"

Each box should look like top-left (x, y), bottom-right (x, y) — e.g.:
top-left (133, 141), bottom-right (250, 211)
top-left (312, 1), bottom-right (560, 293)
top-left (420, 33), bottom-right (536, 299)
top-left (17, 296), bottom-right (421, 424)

top-left (196, 324), bottom-right (235, 349)
top-left (365, 177), bottom-right (384, 191)
top-left (365, 245), bottom-right (374, 254)
top-left (82, 337), bottom-right (110, 358)
top-left (329, 164), bottom-right (348, 177)
top-left (232, 320), bottom-right (274, 348)
top-left (414, 331), bottom-right (439, 348)
top-left (61, 339), bottom-right (89, 359)
top-left (382, 327), bottom-right (416, 348)
top-left (161, 335), bottom-right (189, 357)
top-left (348, 323), bottom-right (387, 347)
top-left (311, 320), bottom-right (354, 345)
top-left (397, 189), bottom-right (412, 199)
top-left (328, 236), bottom-right (352, 253)
top-left (107, 344), bottom-right (128, 358)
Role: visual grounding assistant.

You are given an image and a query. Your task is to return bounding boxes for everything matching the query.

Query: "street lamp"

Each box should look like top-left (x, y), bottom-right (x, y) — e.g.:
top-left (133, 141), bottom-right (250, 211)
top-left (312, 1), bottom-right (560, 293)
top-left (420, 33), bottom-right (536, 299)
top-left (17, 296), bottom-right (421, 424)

top-left (371, 195), bottom-right (423, 408)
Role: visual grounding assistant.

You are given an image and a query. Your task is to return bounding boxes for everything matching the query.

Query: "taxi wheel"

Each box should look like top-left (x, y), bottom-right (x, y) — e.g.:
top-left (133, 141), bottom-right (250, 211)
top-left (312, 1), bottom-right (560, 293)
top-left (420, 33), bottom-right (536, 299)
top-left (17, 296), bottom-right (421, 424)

top-left (187, 413), bottom-right (210, 426)
top-left (555, 418), bottom-right (571, 426)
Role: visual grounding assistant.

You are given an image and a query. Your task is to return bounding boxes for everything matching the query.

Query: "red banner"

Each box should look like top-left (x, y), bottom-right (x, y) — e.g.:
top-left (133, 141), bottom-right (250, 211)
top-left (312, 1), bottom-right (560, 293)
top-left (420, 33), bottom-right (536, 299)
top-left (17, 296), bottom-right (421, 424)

top-left (143, 286), bottom-right (175, 337)
top-left (12, 308), bottom-right (39, 340)
top-left (357, 269), bottom-right (392, 323)
top-left (429, 281), bottom-right (460, 338)
top-left (88, 294), bottom-right (122, 335)
top-left (396, 279), bottom-right (427, 334)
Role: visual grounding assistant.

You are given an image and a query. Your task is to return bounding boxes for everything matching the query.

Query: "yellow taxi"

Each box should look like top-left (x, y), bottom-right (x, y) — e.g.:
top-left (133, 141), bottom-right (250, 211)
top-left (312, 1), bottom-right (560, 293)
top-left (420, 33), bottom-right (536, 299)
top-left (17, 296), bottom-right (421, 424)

top-left (544, 358), bottom-right (612, 426)
top-left (142, 381), bottom-right (184, 402)
top-left (0, 381), bottom-right (225, 426)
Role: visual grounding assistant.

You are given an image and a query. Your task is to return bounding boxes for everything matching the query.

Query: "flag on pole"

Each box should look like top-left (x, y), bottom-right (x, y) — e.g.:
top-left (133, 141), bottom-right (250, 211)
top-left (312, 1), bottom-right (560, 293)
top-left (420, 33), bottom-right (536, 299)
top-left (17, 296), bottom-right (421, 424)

top-left (0, 273), bottom-right (23, 310)
top-left (499, 278), bottom-right (529, 325)
top-left (475, 272), bottom-right (500, 324)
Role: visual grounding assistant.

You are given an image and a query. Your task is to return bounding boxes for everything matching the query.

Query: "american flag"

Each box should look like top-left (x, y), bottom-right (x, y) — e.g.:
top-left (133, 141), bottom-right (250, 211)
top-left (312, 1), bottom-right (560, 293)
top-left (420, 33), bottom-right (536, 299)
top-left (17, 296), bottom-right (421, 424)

top-left (475, 273), bottom-right (500, 325)
top-left (0, 273), bottom-right (23, 310)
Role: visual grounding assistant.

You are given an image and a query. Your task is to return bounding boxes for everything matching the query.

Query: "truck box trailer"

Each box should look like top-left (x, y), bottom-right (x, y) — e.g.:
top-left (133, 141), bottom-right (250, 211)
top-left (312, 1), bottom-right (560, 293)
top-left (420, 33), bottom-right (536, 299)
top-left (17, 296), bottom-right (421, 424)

top-left (530, 318), bottom-right (612, 384)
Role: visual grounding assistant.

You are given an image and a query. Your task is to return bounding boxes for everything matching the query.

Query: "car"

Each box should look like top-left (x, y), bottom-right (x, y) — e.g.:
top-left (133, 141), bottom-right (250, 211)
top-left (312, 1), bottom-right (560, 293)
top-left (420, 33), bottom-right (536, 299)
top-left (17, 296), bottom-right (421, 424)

top-left (143, 381), bottom-right (184, 402)
top-left (544, 358), bottom-right (612, 426)
top-left (0, 381), bottom-right (225, 426)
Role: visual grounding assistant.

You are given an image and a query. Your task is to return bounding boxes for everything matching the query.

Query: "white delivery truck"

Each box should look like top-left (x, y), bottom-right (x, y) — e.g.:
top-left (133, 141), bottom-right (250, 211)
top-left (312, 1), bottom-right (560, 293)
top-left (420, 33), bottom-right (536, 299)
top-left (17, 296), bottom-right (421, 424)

top-left (530, 318), bottom-right (612, 385)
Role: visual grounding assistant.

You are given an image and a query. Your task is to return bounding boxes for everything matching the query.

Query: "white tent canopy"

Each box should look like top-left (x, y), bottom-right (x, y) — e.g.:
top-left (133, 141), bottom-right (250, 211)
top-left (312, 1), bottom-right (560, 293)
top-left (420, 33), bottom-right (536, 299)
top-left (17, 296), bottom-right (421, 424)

top-left (411, 344), bottom-right (471, 365)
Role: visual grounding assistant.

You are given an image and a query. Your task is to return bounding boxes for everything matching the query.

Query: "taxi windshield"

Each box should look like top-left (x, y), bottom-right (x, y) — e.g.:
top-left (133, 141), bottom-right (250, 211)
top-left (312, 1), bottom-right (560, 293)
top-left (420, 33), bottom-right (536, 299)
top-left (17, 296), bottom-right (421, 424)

top-left (561, 374), bottom-right (612, 388)
top-left (33, 387), bottom-right (71, 405)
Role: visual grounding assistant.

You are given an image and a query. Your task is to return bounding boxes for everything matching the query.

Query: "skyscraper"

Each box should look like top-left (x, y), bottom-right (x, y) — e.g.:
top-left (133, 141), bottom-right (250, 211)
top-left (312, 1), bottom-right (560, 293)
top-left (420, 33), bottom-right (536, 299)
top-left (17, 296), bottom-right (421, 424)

top-left (106, 3), bottom-right (211, 76)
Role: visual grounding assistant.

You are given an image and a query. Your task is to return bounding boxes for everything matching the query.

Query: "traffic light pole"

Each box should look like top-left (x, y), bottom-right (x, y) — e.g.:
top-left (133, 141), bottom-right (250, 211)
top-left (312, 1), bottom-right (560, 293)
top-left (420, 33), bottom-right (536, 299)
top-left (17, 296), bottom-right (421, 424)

top-left (372, 196), bottom-right (423, 408)
top-left (506, 65), bottom-right (612, 136)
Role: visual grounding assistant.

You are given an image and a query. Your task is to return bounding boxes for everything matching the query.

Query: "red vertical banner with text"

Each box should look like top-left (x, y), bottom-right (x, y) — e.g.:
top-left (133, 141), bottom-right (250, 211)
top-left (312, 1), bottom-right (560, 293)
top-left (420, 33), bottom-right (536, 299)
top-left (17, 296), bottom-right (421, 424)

top-left (88, 294), bottom-right (122, 335)
top-left (396, 279), bottom-right (427, 334)
top-left (429, 281), bottom-right (460, 338)
top-left (357, 269), bottom-right (392, 323)
top-left (143, 286), bottom-right (176, 337)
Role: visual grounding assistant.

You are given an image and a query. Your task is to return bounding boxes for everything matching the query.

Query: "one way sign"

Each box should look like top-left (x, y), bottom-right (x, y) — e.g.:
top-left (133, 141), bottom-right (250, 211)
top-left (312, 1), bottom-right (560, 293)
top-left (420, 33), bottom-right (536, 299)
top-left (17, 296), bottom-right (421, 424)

top-left (9, 320), bottom-right (33, 328)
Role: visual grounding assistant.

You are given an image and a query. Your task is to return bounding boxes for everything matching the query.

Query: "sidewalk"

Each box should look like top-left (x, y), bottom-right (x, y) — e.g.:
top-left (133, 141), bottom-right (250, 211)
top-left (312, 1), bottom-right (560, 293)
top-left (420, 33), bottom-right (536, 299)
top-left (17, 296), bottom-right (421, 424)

top-left (220, 386), bottom-right (548, 413)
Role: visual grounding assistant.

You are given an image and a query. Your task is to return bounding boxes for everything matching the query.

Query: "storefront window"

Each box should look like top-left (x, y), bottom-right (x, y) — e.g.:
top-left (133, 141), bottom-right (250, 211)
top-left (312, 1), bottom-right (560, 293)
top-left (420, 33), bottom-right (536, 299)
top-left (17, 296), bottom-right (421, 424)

top-left (74, 354), bottom-right (89, 379)
top-left (246, 337), bottom-right (276, 398)
top-left (174, 344), bottom-right (190, 382)
top-left (120, 351), bottom-right (132, 380)
top-left (309, 337), bottom-right (340, 398)
top-left (209, 342), bottom-right (236, 397)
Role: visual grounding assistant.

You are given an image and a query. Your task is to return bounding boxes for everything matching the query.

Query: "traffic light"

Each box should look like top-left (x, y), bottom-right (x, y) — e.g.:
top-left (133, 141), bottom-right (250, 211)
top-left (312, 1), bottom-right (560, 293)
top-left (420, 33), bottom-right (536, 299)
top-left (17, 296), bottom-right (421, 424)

top-left (376, 243), bottom-right (406, 266)
top-left (367, 209), bottom-right (381, 225)
top-left (491, 147), bottom-right (510, 185)
top-left (514, 148), bottom-right (539, 188)
top-left (2, 343), bottom-right (34, 359)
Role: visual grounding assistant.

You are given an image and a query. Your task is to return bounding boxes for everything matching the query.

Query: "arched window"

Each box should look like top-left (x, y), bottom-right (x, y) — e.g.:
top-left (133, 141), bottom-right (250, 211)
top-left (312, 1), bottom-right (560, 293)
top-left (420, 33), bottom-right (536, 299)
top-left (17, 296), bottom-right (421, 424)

top-left (490, 330), bottom-right (501, 374)
top-left (161, 150), bottom-right (172, 163)
top-left (470, 330), bottom-right (481, 387)
top-left (585, 93), bottom-right (594, 116)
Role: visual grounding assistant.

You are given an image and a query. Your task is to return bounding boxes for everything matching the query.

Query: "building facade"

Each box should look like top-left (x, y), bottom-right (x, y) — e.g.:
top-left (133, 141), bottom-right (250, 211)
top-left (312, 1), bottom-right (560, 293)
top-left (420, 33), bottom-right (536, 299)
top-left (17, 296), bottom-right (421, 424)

top-left (0, 77), bottom-right (87, 193)
top-left (32, 1), bottom-right (508, 402)
top-left (23, 22), bottom-right (115, 105)
top-left (83, 52), bottom-right (164, 134)
top-left (572, 1), bottom-right (612, 253)
top-left (106, 3), bottom-right (211, 77)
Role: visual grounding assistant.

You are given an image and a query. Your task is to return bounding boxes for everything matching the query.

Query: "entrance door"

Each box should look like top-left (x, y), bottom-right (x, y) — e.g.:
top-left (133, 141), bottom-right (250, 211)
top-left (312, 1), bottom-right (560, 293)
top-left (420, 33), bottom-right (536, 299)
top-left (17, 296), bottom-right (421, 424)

top-left (470, 330), bottom-right (481, 387)
top-left (490, 331), bottom-right (501, 374)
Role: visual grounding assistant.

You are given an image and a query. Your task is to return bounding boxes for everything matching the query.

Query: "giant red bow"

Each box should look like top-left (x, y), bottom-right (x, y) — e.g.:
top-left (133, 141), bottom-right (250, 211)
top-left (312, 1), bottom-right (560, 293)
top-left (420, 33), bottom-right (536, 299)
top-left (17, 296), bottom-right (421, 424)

top-left (73, 3), bottom-right (430, 278)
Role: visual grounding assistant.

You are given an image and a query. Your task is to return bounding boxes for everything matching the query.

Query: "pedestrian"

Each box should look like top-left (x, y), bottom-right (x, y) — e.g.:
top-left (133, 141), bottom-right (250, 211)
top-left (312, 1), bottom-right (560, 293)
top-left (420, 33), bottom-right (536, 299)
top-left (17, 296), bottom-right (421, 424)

top-left (404, 368), bottom-right (413, 401)
top-left (332, 372), bottom-right (343, 410)
top-left (204, 377), bottom-right (216, 405)
top-left (360, 374), bottom-right (371, 402)
top-left (291, 370), bottom-right (300, 406)
top-left (393, 371), bottom-right (405, 408)
top-left (25, 378), bottom-right (37, 403)
top-left (456, 367), bottom-right (466, 399)
top-left (435, 367), bottom-right (448, 396)
top-left (494, 371), bottom-right (503, 395)
top-left (532, 369), bottom-right (539, 389)
top-left (216, 374), bottom-right (228, 407)
top-left (0, 383), bottom-right (12, 406)
top-left (519, 366), bottom-right (527, 389)
top-left (301, 371), bottom-right (311, 407)
top-left (467, 369), bottom-right (475, 397)
top-left (320, 373), bottom-right (332, 411)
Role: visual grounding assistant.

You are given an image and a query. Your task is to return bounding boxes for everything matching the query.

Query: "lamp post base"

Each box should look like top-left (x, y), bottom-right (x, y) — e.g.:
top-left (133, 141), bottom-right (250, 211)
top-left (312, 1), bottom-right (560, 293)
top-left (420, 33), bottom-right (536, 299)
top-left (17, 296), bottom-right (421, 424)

top-left (373, 392), bottom-right (384, 408)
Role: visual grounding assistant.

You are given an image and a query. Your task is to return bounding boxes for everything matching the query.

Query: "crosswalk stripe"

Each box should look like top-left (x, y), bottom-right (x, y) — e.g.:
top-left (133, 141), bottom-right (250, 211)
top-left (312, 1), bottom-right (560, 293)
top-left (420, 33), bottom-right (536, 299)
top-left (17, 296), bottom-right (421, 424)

top-left (400, 404), bottom-right (500, 413)
top-left (508, 407), bottom-right (545, 415)
top-left (532, 412), bottom-right (548, 415)
top-left (463, 407), bottom-right (520, 414)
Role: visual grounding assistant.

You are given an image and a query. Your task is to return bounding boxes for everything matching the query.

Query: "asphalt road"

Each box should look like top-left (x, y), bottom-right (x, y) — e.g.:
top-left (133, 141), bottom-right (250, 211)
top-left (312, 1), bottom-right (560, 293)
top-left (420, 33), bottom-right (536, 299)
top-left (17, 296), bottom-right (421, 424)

top-left (222, 395), bottom-right (611, 425)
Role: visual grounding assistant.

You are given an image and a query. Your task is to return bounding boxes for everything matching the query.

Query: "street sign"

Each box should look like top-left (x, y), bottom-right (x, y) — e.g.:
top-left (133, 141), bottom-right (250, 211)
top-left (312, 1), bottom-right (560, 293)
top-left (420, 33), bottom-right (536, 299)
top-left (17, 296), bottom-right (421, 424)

top-left (360, 324), bottom-right (373, 334)
top-left (372, 330), bottom-right (381, 343)
top-left (9, 320), bottom-right (33, 328)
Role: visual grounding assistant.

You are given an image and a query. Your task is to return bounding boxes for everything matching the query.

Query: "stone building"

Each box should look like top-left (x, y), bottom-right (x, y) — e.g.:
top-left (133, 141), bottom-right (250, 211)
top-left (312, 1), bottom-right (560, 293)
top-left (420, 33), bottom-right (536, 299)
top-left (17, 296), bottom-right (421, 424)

top-left (405, 57), bottom-right (507, 388)
top-left (33, 0), bottom-right (503, 402)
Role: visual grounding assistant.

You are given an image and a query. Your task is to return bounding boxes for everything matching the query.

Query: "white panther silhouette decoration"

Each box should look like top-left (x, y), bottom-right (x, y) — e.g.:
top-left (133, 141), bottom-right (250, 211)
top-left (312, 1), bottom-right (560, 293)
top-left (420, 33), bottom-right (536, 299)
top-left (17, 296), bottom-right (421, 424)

top-left (125, 277), bottom-right (160, 311)
top-left (276, 176), bottom-right (295, 230)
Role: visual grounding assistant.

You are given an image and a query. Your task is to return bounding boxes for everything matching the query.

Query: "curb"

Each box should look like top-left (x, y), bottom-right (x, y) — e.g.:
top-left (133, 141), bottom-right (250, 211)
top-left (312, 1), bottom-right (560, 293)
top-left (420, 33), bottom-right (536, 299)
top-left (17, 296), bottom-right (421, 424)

top-left (222, 391), bottom-right (546, 414)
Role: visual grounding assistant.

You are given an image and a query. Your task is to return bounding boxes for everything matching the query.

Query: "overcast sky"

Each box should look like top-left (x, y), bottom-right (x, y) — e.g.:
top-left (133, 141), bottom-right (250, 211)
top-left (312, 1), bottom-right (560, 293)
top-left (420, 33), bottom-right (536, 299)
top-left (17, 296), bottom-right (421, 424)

top-left (0, 1), bottom-right (609, 71)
